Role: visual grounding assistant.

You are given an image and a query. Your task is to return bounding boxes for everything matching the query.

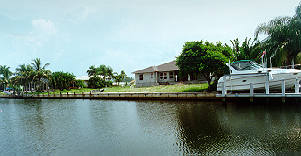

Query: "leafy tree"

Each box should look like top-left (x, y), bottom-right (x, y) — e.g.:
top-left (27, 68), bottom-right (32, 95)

top-left (176, 41), bottom-right (232, 91)
top-left (86, 64), bottom-right (114, 88)
top-left (50, 71), bottom-right (75, 90)
top-left (88, 76), bottom-right (106, 89)
top-left (74, 80), bottom-right (86, 88)
top-left (230, 37), bottom-right (263, 62)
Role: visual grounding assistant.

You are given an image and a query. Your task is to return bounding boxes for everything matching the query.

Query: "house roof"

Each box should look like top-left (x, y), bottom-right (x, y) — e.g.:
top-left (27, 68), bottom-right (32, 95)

top-left (133, 61), bottom-right (179, 74)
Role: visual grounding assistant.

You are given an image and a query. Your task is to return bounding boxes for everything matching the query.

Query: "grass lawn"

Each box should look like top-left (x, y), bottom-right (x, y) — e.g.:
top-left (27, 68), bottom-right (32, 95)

top-left (0, 83), bottom-right (209, 95)
top-left (28, 88), bottom-right (95, 95)
top-left (104, 83), bottom-right (208, 92)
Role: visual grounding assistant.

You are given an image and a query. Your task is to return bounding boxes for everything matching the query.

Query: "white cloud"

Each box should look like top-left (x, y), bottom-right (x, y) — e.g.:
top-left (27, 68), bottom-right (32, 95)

top-left (65, 6), bottom-right (97, 23)
top-left (8, 19), bottom-right (58, 49)
top-left (32, 19), bottom-right (56, 34)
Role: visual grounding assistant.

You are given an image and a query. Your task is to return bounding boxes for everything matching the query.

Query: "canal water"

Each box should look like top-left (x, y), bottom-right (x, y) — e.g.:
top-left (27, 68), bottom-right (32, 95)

top-left (1, 99), bottom-right (301, 155)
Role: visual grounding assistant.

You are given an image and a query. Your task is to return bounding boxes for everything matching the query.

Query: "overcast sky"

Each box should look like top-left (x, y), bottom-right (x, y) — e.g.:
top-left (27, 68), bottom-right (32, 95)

top-left (0, 0), bottom-right (300, 76)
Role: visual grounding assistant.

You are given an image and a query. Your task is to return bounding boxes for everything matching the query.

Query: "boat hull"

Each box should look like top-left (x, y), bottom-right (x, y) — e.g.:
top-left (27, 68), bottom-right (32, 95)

top-left (217, 72), bottom-right (301, 91)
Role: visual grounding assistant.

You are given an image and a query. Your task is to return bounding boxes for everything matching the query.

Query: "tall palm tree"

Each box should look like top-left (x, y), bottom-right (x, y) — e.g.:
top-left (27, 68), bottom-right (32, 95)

top-left (0, 65), bottom-right (13, 90)
top-left (31, 58), bottom-right (51, 91)
top-left (255, 3), bottom-right (301, 66)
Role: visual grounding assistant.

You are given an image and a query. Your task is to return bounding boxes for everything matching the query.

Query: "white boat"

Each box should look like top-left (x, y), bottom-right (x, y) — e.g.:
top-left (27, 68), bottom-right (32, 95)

top-left (217, 60), bottom-right (301, 91)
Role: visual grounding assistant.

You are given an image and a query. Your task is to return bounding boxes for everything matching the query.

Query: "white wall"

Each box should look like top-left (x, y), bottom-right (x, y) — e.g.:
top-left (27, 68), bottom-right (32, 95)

top-left (135, 72), bottom-right (157, 87)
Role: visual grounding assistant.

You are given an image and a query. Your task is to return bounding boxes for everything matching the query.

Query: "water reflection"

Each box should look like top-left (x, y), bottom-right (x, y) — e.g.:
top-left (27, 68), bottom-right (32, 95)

top-left (218, 103), bottom-right (301, 154)
top-left (174, 101), bottom-right (230, 155)
top-left (1, 99), bottom-right (301, 155)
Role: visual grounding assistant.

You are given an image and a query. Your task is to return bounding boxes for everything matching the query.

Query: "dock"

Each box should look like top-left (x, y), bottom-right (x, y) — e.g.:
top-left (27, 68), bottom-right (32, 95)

top-left (217, 73), bottom-right (301, 103)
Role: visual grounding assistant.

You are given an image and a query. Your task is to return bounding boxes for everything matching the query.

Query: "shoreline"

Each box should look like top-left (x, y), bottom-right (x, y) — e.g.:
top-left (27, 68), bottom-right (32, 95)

top-left (2, 92), bottom-right (301, 104)
top-left (0, 92), bottom-right (218, 100)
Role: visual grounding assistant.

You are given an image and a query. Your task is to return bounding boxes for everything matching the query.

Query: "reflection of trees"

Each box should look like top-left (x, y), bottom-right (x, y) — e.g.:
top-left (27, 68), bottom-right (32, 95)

top-left (174, 101), bottom-right (301, 154)
top-left (135, 100), bottom-right (181, 136)
top-left (174, 101), bottom-right (230, 154)
top-left (220, 103), bottom-right (301, 153)
top-left (13, 99), bottom-right (48, 154)
top-left (12, 99), bottom-right (79, 154)
top-left (135, 100), bottom-right (231, 154)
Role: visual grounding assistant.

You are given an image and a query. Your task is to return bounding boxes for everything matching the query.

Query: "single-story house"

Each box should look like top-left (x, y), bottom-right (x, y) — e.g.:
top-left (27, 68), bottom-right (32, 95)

top-left (133, 61), bottom-right (206, 87)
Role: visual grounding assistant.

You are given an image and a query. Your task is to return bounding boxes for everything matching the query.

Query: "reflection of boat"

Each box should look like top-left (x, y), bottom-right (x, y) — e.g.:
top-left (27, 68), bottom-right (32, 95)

top-left (217, 60), bottom-right (301, 91)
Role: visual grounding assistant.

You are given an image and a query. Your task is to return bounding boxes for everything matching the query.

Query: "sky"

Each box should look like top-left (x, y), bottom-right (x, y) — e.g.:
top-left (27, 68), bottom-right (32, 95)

top-left (0, 0), bottom-right (300, 77)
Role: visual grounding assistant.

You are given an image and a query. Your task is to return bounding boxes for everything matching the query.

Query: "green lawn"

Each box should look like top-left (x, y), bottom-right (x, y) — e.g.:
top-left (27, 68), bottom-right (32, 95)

top-left (0, 83), bottom-right (209, 95)
top-left (104, 83), bottom-right (208, 92)
top-left (27, 88), bottom-right (95, 95)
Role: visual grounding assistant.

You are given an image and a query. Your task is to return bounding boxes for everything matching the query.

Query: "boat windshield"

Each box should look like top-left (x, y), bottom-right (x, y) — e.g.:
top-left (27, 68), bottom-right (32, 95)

top-left (231, 61), bottom-right (263, 70)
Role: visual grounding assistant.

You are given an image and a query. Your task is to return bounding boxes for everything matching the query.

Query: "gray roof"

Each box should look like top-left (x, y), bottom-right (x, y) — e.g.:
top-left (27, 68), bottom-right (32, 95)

top-left (133, 61), bottom-right (179, 74)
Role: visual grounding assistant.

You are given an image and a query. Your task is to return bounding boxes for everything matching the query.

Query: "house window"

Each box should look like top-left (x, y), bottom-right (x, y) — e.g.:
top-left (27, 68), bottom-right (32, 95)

top-left (151, 73), bottom-right (153, 78)
top-left (139, 74), bottom-right (143, 80)
top-left (160, 72), bottom-right (167, 79)
top-left (169, 72), bottom-right (174, 79)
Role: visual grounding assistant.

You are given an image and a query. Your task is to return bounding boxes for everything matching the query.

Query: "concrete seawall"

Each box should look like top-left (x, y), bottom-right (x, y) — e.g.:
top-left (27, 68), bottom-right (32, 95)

top-left (0, 92), bottom-right (219, 100)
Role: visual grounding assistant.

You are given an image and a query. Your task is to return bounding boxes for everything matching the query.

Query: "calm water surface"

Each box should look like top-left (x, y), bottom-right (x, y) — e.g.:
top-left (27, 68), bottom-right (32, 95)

top-left (1, 99), bottom-right (301, 155)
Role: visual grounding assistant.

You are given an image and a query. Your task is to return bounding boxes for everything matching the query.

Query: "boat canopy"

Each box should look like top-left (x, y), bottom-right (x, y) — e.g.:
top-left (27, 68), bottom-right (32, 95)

top-left (231, 60), bottom-right (263, 71)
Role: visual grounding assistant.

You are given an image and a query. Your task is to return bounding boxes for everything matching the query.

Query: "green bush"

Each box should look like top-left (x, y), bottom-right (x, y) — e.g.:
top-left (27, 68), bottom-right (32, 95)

top-left (88, 77), bottom-right (106, 88)
top-left (74, 80), bottom-right (86, 88)
top-left (50, 71), bottom-right (75, 90)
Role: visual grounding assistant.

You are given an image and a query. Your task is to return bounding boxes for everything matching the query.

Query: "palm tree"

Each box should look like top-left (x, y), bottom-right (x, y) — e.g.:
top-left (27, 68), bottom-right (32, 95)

top-left (31, 58), bottom-right (51, 91)
top-left (87, 65), bottom-right (97, 77)
top-left (13, 64), bottom-right (34, 91)
top-left (230, 37), bottom-right (262, 62)
top-left (255, 3), bottom-right (301, 66)
top-left (0, 65), bottom-right (13, 90)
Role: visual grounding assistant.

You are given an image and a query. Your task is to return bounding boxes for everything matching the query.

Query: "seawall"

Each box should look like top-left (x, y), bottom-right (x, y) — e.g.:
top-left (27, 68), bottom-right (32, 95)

top-left (0, 92), bottom-right (219, 100)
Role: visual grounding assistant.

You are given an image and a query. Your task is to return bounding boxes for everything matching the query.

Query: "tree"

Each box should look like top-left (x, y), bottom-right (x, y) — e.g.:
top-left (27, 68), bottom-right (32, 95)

top-left (0, 65), bottom-right (13, 90)
top-left (86, 64), bottom-right (114, 88)
top-left (74, 80), bottom-right (86, 88)
top-left (50, 71), bottom-right (75, 90)
top-left (113, 70), bottom-right (126, 85)
top-left (87, 65), bottom-right (97, 77)
top-left (176, 41), bottom-right (232, 91)
top-left (31, 58), bottom-right (51, 91)
top-left (255, 2), bottom-right (301, 66)
top-left (230, 37), bottom-right (263, 62)
top-left (88, 76), bottom-right (106, 89)
top-left (97, 65), bottom-right (113, 80)
top-left (12, 64), bottom-right (34, 91)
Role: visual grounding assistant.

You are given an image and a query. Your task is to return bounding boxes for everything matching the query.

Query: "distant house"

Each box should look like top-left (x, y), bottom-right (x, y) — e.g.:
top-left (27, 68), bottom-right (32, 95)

top-left (133, 61), bottom-right (206, 87)
top-left (76, 76), bottom-right (89, 86)
top-left (76, 75), bottom-right (113, 87)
